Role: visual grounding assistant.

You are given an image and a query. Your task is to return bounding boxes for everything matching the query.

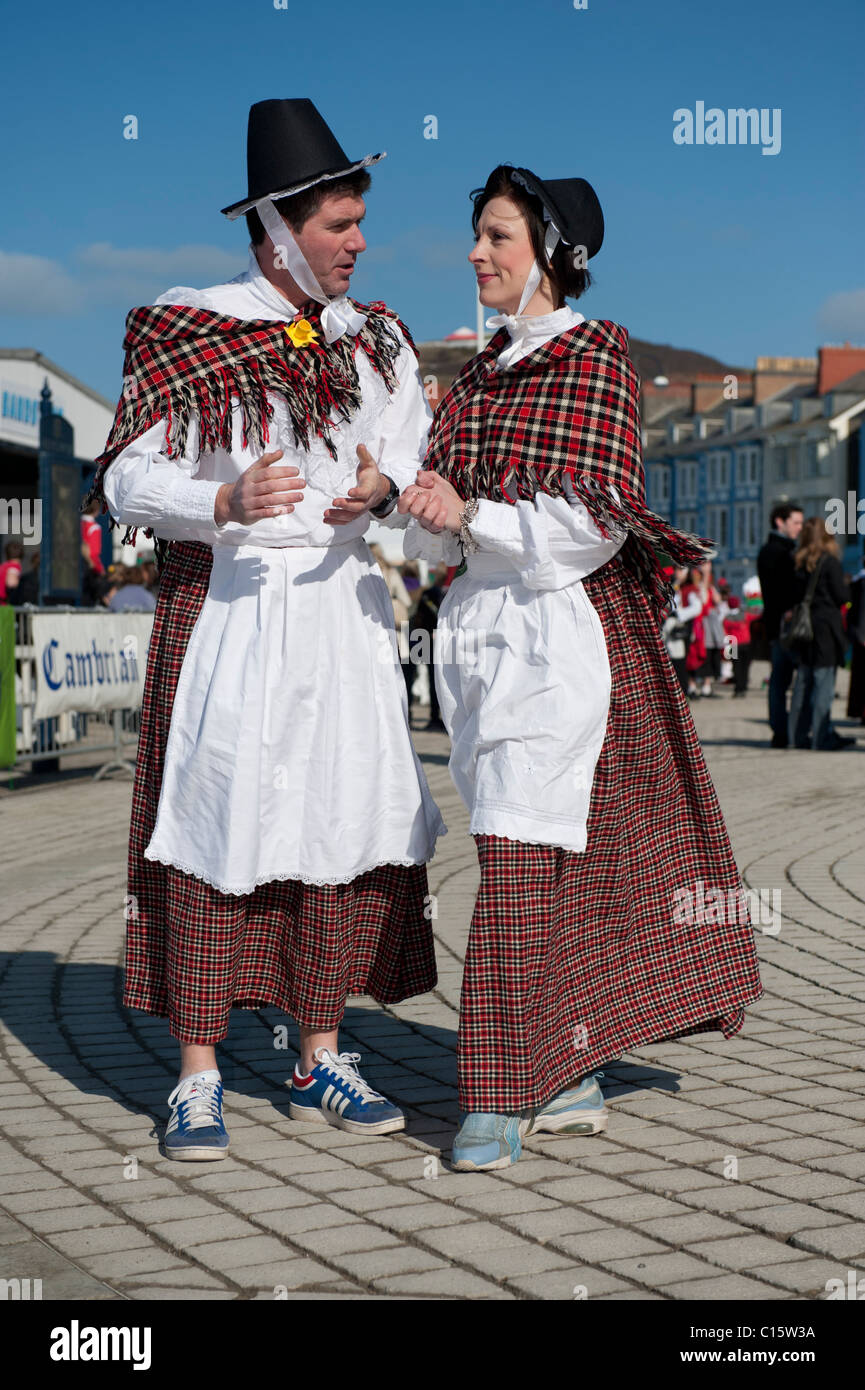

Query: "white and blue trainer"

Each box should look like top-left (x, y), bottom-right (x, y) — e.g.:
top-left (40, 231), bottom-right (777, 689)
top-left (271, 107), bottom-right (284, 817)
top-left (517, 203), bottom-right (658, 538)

top-left (451, 1111), bottom-right (534, 1171)
top-left (452, 1075), bottom-right (608, 1171)
top-left (527, 1073), bottom-right (608, 1136)
top-left (164, 1071), bottom-right (229, 1161)
top-left (288, 1048), bottom-right (405, 1135)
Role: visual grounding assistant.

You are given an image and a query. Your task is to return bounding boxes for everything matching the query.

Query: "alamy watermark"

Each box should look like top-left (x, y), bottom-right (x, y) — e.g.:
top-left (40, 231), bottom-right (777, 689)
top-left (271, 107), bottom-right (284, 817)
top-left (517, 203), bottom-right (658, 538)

top-left (672, 879), bottom-right (781, 935)
top-left (379, 623), bottom-right (488, 671)
top-left (1, 498), bottom-right (42, 544)
top-left (673, 102), bottom-right (781, 156)
top-left (825, 492), bottom-right (865, 535)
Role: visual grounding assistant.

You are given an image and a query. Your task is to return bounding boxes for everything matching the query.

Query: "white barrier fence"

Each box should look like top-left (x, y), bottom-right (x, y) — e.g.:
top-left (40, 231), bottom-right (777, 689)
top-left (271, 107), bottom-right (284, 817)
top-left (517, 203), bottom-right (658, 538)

top-left (11, 607), bottom-right (154, 778)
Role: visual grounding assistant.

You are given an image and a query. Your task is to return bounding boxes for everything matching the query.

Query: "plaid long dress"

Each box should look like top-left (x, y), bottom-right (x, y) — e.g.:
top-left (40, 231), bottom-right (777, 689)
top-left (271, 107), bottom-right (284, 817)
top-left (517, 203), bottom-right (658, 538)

top-left (422, 316), bottom-right (763, 1111)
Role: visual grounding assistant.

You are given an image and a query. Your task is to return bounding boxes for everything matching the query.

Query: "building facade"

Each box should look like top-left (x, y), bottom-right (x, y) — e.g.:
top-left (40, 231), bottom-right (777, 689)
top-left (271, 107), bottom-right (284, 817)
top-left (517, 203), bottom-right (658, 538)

top-left (644, 348), bottom-right (865, 593)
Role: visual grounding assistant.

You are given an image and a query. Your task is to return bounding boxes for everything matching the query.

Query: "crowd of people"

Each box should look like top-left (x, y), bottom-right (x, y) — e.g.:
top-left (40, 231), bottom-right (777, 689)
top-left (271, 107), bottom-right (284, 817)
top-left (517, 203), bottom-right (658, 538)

top-left (661, 502), bottom-right (865, 751)
top-left (80, 496), bottom-right (159, 610)
top-left (662, 560), bottom-right (759, 700)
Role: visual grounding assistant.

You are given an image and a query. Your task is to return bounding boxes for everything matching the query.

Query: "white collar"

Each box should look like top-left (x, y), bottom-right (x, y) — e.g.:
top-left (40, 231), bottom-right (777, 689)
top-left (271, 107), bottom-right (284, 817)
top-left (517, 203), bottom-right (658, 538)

top-left (239, 245), bottom-right (301, 318)
top-left (488, 303), bottom-right (584, 346)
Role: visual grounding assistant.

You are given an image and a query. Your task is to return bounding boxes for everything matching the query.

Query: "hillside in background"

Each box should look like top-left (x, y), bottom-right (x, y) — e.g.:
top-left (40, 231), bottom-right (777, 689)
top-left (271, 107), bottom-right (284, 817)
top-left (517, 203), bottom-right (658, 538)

top-left (628, 337), bottom-right (749, 385)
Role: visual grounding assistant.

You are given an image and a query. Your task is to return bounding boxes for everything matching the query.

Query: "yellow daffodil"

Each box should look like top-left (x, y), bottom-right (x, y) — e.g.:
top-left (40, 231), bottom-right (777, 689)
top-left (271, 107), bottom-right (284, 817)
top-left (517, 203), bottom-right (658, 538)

top-left (286, 319), bottom-right (319, 349)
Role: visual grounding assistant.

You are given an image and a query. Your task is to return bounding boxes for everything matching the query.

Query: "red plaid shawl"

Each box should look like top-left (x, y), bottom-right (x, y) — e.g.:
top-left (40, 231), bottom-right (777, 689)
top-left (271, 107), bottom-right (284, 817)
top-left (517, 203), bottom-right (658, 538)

top-left (424, 318), bottom-right (714, 618)
top-left (83, 297), bottom-right (416, 548)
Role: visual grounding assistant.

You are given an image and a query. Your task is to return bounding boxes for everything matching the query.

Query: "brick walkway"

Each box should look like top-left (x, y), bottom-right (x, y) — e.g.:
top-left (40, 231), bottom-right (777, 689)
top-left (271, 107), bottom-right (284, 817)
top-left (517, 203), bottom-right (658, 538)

top-left (1, 664), bottom-right (864, 1301)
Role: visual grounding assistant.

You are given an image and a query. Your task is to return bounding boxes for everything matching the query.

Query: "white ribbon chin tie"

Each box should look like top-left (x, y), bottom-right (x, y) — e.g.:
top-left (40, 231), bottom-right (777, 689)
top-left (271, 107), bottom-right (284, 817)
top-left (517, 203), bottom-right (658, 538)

top-left (487, 220), bottom-right (562, 336)
top-left (256, 196), bottom-right (367, 345)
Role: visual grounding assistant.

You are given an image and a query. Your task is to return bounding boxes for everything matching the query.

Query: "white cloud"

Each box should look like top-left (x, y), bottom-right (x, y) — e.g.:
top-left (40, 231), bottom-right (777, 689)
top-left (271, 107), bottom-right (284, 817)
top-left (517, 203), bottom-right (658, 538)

top-left (73, 242), bottom-right (242, 300)
top-left (817, 289), bottom-right (865, 342)
top-left (0, 243), bottom-right (244, 315)
top-left (0, 251), bottom-right (85, 314)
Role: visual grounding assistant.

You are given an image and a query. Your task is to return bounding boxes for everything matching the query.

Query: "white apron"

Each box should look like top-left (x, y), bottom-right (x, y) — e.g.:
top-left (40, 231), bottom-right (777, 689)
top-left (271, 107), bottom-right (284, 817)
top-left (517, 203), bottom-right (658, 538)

top-left (145, 536), bottom-right (446, 894)
top-left (435, 549), bottom-right (612, 852)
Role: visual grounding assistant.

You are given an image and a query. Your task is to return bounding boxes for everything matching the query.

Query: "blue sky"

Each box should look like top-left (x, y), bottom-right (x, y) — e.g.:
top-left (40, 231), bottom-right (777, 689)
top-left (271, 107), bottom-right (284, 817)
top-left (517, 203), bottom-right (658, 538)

top-left (1, 0), bottom-right (862, 403)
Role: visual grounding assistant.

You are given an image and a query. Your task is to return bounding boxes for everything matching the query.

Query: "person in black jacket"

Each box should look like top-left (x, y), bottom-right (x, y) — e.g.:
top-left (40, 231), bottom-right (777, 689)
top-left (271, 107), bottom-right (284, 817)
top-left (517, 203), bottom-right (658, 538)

top-left (757, 503), bottom-right (803, 747)
top-left (846, 547), bottom-right (865, 725)
top-left (787, 517), bottom-right (854, 751)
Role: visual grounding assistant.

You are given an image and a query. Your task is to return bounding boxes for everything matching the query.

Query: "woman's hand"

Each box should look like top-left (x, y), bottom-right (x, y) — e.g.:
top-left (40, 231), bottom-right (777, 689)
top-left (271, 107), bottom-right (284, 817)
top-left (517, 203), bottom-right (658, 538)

top-left (397, 470), bottom-right (464, 534)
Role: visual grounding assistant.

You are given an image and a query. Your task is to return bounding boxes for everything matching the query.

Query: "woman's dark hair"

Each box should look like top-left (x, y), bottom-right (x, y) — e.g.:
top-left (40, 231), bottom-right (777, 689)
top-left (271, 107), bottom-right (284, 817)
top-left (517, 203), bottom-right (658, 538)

top-left (470, 164), bottom-right (592, 306)
top-left (245, 168), bottom-right (372, 246)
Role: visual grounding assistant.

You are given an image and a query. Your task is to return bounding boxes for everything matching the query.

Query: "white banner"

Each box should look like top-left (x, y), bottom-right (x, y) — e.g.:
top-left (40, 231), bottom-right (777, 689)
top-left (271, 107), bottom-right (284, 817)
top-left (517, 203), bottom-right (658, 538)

top-left (31, 612), bottom-right (154, 719)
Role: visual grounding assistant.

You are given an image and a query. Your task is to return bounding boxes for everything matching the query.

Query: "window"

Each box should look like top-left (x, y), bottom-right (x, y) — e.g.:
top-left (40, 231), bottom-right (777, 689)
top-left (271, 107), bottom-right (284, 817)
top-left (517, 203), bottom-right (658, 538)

top-left (774, 444), bottom-right (799, 481)
top-left (818, 438), bottom-right (832, 477)
top-left (651, 465), bottom-right (671, 507)
top-left (735, 504), bottom-right (746, 548)
top-left (706, 505), bottom-right (729, 549)
top-left (678, 510), bottom-right (699, 535)
top-left (736, 448), bottom-right (759, 485)
top-left (735, 502), bottom-right (760, 550)
top-left (708, 453), bottom-right (730, 490)
top-left (677, 461), bottom-right (698, 502)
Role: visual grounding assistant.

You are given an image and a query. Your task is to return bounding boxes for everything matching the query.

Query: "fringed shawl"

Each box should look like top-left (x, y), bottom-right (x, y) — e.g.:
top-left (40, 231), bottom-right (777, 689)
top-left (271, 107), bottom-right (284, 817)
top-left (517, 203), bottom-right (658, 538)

top-left (423, 318), bottom-right (715, 619)
top-left (83, 297), bottom-right (415, 553)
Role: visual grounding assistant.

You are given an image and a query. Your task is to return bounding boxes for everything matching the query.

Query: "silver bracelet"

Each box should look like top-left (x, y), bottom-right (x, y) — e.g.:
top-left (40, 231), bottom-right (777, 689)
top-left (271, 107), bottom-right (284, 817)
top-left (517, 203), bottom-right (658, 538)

top-left (459, 497), bottom-right (480, 554)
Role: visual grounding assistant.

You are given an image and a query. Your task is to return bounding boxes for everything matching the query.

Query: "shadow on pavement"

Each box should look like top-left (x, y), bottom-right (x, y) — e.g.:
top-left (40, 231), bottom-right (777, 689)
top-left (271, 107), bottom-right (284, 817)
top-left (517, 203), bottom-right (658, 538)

top-left (0, 952), bottom-right (677, 1145)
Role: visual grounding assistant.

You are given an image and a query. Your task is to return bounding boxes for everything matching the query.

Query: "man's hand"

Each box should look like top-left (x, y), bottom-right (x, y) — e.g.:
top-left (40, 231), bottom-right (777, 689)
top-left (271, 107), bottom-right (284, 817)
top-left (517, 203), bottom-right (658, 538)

top-left (214, 449), bottom-right (306, 526)
top-left (397, 469), bottom-right (464, 534)
top-left (325, 444), bottom-right (390, 526)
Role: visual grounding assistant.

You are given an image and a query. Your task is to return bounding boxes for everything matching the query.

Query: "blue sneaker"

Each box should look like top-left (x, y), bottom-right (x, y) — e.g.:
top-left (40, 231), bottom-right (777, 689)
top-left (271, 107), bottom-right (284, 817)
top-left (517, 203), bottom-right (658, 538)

top-left (527, 1073), bottom-right (608, 1136)
top-left (451, 1111), bottom-right (533, 1171)
top-left (288, 1048), bottom-right (405, 1135)
top-left (164, 1073), bottom-right (229, 1161)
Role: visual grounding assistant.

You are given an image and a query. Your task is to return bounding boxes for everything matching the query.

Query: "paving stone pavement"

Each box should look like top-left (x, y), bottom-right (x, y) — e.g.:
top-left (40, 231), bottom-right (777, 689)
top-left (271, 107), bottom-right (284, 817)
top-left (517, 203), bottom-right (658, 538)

top-left (1, 664), bottom-right (864, 1302)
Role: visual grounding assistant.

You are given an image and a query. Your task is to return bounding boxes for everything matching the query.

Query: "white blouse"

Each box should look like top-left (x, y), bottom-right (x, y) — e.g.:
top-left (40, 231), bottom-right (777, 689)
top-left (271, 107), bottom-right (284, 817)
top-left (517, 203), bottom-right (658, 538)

top-left (405, 305), bottom-right (627, 852)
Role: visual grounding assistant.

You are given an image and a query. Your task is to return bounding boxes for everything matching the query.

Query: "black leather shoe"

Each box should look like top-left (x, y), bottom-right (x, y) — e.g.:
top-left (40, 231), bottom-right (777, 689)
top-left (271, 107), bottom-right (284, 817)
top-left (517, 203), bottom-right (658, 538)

top-left (770, 733), bottom-right (789, 748)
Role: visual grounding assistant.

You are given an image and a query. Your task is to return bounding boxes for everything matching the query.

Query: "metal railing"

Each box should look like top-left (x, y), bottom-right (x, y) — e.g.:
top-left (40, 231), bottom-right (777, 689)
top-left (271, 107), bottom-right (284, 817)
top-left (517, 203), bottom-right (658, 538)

top-left (10, 606), bottom-right (142, 778)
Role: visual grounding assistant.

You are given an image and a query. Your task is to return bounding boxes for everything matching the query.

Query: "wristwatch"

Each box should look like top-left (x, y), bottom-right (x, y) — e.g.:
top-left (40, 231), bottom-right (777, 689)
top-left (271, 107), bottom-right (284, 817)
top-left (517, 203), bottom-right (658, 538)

top-left (370, 474), bottom-right (400, 518)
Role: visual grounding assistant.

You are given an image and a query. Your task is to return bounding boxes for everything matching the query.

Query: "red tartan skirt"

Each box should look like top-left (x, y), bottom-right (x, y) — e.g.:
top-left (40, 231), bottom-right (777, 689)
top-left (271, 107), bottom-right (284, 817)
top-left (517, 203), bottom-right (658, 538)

top-left (124, 541), bottom-right (437, 1044)
top-left (456, 551), bottom-right (763, 1112)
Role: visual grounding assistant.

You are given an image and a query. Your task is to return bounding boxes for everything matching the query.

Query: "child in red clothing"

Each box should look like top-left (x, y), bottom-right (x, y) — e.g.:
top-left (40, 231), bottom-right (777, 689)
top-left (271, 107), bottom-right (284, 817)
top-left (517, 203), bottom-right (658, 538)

top-left (723, 596), bottom-right (753, 696)
top-left (0, 541), bottom-right (23, 604)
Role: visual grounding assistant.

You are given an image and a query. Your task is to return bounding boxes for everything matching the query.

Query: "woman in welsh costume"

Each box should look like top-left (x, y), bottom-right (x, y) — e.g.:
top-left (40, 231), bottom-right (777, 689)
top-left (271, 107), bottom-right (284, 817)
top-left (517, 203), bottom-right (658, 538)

top-left (400, 165), bottom-right (763, 1171)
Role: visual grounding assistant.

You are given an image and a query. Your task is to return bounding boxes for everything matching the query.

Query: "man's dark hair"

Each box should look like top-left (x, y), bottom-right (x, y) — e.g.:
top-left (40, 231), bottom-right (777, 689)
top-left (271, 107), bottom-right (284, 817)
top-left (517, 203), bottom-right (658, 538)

top-left (470, 164), bottom-right (592, 306)
top-left (245, 169), bottom-right (372, 246)
top-left (770, 502), bottom-right (803, 529)
top-left (4, 541), bottom-right (24, 560)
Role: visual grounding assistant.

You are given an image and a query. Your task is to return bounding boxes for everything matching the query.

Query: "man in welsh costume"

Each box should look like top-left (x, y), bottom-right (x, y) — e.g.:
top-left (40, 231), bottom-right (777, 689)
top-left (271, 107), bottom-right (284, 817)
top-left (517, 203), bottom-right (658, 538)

top-left (400, 164), bottom-right (763, 1170)
top-left (84, 99), bottom-right (445, 1160)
